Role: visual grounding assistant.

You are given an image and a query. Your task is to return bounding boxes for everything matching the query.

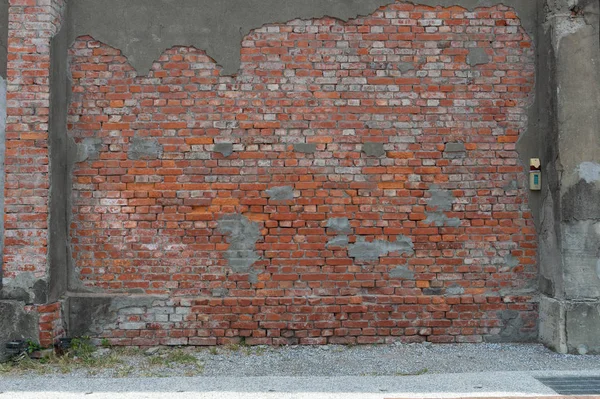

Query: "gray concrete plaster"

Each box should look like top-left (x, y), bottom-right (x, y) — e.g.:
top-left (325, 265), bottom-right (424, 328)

top-left (348, 236), bottom-right (414, 261)
top-left (538, 0), bottom-right (600, 354)
top-left (424, 186), bottom-right (461, 227)
top-left (265, 186), bottom-right (294, 201)
top-left (484, 310), bottom-right (538, 343)
top-left (326, 235), bottom-right (349, 248)
top-left (361, 143), bottom-right (386, 158)
top-left (466, 47), bottom-right (490, 67)
top-left (213, 143), bottom-right (233, 157)
top-left (128, 137), bottom-right (163, 160)
top-left (389, 266), bottom-right (414, 279)
top-left (0, 0), bottom-right (7, 79)
top-left (74, 138), bottom-right (102, 163)
top-left (68, 0), bottom-right (537, 77)
top-left (68, 295), bottom-right (161, 337)
top-left (217, 214), bottom-right (261, 273)
top-left (0, 300), bottom-right (38, 362)
top-left (326, 218), bottom-right (351, 234)
top-left (0, 77), bottom-right (5, 287)
top-left (48, 22), bottom-right (70, 303)
top-left (0, 272), bottom-right (47, 304)
top-left (293, 143), bottom-right (317, 154)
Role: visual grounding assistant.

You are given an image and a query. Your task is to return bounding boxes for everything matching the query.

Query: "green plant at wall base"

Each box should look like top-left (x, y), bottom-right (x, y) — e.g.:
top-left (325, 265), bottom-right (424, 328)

top-left (25, 340), bottom-right (43, 354)
top-left (70, 337), bottom-right (95, 360)
top-left (101, 338), bottom-right (111, 348)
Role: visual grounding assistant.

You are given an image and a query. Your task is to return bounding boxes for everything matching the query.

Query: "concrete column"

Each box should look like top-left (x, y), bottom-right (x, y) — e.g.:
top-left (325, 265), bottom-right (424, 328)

top-left (539, 0), bottom-right (600, 354)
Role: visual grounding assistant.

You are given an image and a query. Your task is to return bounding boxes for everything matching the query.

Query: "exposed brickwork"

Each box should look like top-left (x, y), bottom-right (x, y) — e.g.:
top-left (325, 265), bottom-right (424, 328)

top-left (68, 3), bottom-right (537, 345)
top-left (36, 301), bottom-right (64, 347)
top-left (3, 0), bottom-right (66, 281)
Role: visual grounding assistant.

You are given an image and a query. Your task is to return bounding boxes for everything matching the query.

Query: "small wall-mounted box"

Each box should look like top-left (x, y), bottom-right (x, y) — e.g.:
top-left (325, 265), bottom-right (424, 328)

top-left (530, 158), bottom-right (541, 191)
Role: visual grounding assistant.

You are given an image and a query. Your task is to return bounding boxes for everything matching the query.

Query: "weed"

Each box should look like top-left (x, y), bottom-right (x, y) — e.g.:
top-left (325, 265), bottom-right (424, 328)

top-left (101, 338), bottom-right (111, 348)
top-left (209, 347), bottom-right (218, 355)
top-left (395, 368), bottom-right (428, 376)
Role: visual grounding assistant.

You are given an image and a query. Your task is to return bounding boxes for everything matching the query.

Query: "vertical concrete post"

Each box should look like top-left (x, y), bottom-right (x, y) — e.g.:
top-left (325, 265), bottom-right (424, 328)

top-left (539, 0), bottom-right (600, 354)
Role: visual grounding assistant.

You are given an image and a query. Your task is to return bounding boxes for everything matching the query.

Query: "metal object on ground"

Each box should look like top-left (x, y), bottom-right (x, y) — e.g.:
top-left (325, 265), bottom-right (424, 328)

top-left (536, 376), bottom-right (600, 395)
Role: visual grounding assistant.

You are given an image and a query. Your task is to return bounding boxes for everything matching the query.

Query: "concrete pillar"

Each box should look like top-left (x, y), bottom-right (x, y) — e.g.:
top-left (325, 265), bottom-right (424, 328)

top-left (539, 0), bottom-right (600, 354)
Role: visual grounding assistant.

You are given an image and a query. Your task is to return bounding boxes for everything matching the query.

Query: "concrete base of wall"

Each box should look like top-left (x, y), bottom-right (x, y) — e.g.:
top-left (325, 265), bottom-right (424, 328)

top-left (539, 295), bottom-right (600, 355)
top-left (0, 300), bottom-right (38, 362)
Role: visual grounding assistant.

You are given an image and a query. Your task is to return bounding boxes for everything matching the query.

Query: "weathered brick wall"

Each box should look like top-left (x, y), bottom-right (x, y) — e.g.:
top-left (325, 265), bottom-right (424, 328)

top-left (67, 3), bottom-right (537, 345)
top-left (4, 0), bottom-right (65, 281)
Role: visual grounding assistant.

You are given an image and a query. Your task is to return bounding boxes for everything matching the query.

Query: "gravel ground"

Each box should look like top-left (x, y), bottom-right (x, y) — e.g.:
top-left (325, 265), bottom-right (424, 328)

top-left (1, 343), bottom-right (600, 379)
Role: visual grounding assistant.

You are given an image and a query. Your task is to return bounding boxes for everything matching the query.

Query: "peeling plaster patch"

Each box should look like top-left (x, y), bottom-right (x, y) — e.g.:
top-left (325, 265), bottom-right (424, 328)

top-left (467, 48), bottom-right (490, 66)
top-left (0, 272), bottom-right (47, 303)
top-left (327, 235), bottom-right (349, 248)
top-left (577, 162), bottom-right (600, 183)
top-left (74, 138), bottom-right (102, 162)
top-left (424, 185), bottom-right (461, 227)
top-left (293, 143), bottom-right (317, 154)
top-left (505, 254), bottom-right (520, 268)
top-left (389, 266), bottom-right (414, 279)
top-left (265, 186), bottom-right (294, 201)
top-left (503, 180), bottom-right (518, 191)
top-left (445, 142), bottom-right (465, 153)
top-left (446, 285), bottom-right (465, 295)
top-left (362, 142), bottom-right (386, 158)
top-left (398, 62), bottom-right (414, 73)
top-left (248, 268), bottom-right (259, 284)
top-left (217, 214), bottom-right (261, 273)
top-left (128, 137), bottom-right (163, 160)
top-left (211, 288), bottom-right (229, 297)
top-left (326, 217), bottom-right (351, 233)
top-left (348, 236), bottom-right (414, 261)
top-left (214, 143), bottom-right (233, 157)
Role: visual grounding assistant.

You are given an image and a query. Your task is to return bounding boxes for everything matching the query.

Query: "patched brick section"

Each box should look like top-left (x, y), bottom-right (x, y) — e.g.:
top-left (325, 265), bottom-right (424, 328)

top-left (68, 4), bottom-right (538, 345)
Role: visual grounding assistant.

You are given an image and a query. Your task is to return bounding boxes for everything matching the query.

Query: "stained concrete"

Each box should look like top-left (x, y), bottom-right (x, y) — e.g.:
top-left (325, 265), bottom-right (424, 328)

top-left (348, 236), bottom-right (414, 261)
top-left (128, 137), bottom-right (163, 160)
top-left (217, 214), bottom-right (261, 273)
top-left (68, 0), bottom-right (538, 76)
top-left (0, 301), bottom-right (38, 362)
top-left (265, 186), bottom-right (294, 201)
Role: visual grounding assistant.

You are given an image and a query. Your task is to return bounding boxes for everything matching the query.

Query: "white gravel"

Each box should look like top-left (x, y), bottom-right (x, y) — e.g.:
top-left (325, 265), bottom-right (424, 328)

top-left (2, 342), bottom-right (600, 379)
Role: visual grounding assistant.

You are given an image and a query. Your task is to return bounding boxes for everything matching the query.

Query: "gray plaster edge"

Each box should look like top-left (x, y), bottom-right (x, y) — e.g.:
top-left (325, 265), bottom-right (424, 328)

top-left (69, 0), bottom-right (537, 77)
top-left (0, 77), bottom-right (6, 288)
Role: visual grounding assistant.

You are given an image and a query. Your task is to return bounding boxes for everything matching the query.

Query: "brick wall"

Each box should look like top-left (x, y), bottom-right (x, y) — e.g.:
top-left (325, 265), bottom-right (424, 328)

top-left (4, 0), bottom-right (65, 281)
top-left (67, 3), bottom-right (537, 345)
top-left (3, 0), bottom-right (66, 348)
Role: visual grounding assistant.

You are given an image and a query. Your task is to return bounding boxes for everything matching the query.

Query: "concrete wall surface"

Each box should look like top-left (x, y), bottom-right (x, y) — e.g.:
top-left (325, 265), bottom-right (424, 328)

top-left (0, 0), bottom-right (598, 354)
